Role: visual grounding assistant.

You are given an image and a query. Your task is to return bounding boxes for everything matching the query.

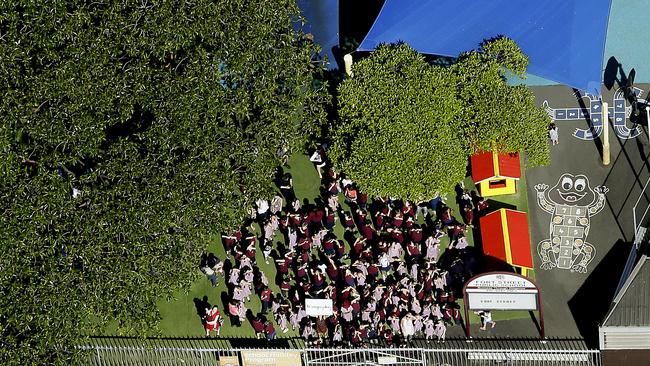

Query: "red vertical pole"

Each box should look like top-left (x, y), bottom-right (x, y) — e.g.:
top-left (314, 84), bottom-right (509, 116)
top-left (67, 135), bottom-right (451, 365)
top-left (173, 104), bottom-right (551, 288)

top-left (537, 290), bottom-right (546, 340)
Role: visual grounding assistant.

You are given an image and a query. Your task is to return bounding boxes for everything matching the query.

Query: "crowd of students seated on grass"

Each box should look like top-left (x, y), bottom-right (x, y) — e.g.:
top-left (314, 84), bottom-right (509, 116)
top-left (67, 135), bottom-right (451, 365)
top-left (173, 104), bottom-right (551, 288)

top-left (199, 146), bottom-right (489, 346)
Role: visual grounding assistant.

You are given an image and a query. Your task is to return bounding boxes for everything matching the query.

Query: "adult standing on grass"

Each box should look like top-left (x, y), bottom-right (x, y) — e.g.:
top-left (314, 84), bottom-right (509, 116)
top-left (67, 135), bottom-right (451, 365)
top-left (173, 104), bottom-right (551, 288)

top-left (203, 306), bottom-right (223, 337)
top-left (228, 301), bottom-right (241, 327)
top-left (256, 198), bottom-right (270, 225)
top-left (400, 312), bottom-right (416, 343)
top-left (199, 253), bottom-right (222, 287)
top-left (309, 147), bottom-right (327, 179)
top-left (279, 173), bottom-right (295, 203)
top-left (260, 286), bottom-right (272, 313)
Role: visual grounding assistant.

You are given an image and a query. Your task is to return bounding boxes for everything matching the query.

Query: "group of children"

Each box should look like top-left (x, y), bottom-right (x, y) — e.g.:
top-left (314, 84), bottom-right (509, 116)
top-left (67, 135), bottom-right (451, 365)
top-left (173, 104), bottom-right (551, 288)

top-left (199, 146), bottom-right (497, 345)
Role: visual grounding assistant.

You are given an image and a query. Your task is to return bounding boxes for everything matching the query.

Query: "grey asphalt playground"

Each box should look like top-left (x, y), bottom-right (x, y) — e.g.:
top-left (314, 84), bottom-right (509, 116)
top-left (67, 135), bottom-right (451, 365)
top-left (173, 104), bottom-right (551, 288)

top-left (446, 84), bottom-right (650, 347)
top-left (526, 84), bottom-right (650, 346)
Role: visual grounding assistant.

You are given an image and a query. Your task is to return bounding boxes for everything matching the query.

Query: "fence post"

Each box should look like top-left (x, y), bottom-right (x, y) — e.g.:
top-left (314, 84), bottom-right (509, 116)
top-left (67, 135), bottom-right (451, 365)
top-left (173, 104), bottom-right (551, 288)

top-left (95, 346), bottom-right (103, 366)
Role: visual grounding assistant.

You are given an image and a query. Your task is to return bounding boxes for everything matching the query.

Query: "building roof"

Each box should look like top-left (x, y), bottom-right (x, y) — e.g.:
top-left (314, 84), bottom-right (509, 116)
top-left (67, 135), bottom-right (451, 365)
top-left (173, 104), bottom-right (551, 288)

top-left (480, 209), bottom-right (507, 260)
top-left (471, 152), bottom-right (521, 184)
top-left (480, 209), bottom-right (534, 269)
top-left (498, 153), bottom-right (522, 180)
top-left (602, 255), bottom-right (650, 327)
top-left (505, 210), bottom-right (534, 269)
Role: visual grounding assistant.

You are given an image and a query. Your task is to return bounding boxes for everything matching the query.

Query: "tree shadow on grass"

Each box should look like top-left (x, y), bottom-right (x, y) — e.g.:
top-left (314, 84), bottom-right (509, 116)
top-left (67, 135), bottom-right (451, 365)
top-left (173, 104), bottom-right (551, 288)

top-left (568, 239), bottom-right (631, 348)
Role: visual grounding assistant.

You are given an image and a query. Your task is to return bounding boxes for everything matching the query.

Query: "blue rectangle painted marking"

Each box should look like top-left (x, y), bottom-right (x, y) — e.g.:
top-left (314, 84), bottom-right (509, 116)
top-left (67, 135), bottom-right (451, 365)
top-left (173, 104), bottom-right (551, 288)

top-left (615, 101), bottom-right (625, 112)
top-left (590, 102), bottom-right (602, 114)
top-left (591, 114), bottom-right (601, 124)
top-left (555, 109), bottom-right (567, 120)
top-left (579, 109), bottom-right (589, 119)
top-left (567, 109), bottom-right (580, 119)
top-left (615, 112), bottom-right (625, 123)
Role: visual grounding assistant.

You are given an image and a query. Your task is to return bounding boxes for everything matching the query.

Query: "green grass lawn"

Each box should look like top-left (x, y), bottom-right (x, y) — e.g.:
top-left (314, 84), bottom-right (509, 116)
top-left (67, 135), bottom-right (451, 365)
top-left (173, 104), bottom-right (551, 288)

top-left (465, 157), bottom-right (536, 281)
top-left (459, 155), bottom-right (535, 322)
top-left (101, 152), bottom-right (535, 339)
top-left (155, 154), bottom-right (323, 339)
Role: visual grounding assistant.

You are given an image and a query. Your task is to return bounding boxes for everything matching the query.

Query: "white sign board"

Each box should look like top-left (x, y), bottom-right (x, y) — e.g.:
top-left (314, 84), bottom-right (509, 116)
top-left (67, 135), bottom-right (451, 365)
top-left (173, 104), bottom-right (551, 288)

top-left (305, 298), bottom-right (333, 316)
top-left (467, 291), bottom-right (538, 310)
top-left (377, 356), bottom-right (397, 365)
top-left (378, 356), bottom-right (398, 365)
top-left (465, 273), bottom-right (539, 311)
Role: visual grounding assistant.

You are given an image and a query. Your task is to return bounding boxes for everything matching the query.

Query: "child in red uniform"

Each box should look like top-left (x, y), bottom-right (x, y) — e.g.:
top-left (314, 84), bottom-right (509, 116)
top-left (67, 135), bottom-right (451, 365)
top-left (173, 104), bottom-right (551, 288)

top-left (251, 315), bottom-right (265, 339)
top-left (203, 306), bottom-right (223, 337)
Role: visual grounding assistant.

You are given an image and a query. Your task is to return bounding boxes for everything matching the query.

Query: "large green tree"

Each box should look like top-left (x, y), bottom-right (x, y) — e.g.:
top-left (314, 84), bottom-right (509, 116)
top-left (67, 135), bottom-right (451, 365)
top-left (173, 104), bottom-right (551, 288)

top-left (330, 39), bottom-right (550, 199)
top-left (0, 1), bottom-right (327, 364)
top-left (330, 44), bottom-right (466, 199)
top-left (452, 38), bottom-right (550, 166)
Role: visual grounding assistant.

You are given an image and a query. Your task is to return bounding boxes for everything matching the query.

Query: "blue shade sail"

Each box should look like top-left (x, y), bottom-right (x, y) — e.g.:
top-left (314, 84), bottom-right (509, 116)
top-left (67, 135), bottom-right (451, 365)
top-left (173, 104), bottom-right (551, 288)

top-left (358, 0), bottom-right (612, 93)
top-left (296, 0), bottom-right (340, 70)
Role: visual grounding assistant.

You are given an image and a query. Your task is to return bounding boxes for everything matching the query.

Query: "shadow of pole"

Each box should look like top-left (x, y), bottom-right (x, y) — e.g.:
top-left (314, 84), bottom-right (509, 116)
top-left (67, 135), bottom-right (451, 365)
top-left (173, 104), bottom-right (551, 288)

top-left (573, 88), bottom-right (604, 158)
top-left (528, 310), bottom-right (542, 335)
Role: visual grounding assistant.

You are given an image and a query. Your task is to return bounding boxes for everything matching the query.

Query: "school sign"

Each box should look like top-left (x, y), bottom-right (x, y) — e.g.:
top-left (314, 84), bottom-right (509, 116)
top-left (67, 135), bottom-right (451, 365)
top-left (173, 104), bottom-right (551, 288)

top-left (462, 272), bottom-right (545, 339)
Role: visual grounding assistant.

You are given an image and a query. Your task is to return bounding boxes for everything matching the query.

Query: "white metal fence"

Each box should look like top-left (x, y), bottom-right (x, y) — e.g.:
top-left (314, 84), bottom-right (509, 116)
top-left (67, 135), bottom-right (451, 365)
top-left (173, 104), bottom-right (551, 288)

top-left (79, 345), bottom-right (602, 366)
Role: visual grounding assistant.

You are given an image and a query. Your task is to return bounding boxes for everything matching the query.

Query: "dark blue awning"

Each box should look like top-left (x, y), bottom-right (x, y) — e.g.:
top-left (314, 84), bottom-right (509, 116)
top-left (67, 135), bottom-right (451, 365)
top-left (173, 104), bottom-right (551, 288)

top-left (358, 0), bottom-right (612, 93)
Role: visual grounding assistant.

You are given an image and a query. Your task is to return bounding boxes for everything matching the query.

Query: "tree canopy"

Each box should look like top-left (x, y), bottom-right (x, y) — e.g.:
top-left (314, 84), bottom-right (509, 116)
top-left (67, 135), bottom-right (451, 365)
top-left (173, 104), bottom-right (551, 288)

top-left (0, 0), bottom-right (327, 364)
top-left (452, 38), bottom-right (550, 166)
top-left (329, 45), bottom-right (466, 199)
top-left (330, 39), bottom-right (550, 200)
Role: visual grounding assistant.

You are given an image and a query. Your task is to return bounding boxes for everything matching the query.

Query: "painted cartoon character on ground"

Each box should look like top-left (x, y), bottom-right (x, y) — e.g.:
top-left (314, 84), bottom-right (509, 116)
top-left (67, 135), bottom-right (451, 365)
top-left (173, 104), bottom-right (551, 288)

top-left (534, 174), bottom-right (608, 273)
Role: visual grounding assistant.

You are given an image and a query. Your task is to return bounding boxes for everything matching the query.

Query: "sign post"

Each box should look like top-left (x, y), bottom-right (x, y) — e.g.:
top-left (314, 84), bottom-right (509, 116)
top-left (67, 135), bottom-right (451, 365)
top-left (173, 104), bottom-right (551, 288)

top-left (463, 272), bottom-right (545, 340)
top-left (646, 106), bottom-right (650, 139)
top-left (344, 54), bottom-right (353, 77)
top-left (602, 101), bottom-right (610, 165)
